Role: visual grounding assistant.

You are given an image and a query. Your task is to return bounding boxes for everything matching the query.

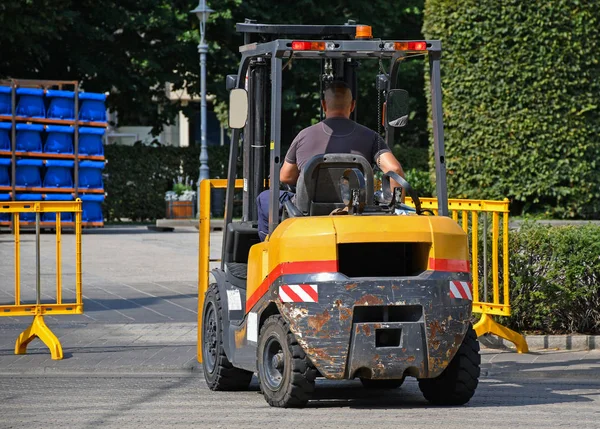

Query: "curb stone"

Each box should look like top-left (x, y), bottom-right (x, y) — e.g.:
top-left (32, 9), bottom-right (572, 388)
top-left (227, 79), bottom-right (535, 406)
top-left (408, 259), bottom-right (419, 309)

top-left (479, 334), bottom-right (600, 351)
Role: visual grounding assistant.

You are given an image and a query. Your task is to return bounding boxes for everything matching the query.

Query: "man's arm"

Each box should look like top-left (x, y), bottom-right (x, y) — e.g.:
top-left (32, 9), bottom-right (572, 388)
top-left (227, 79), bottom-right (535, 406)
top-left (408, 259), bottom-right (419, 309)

top-left (378, 152), bottom-right (405, 179)
top-left (377, 152), bottom-right (406, 201)
top-left (280, 160), bottom-right (300, 185)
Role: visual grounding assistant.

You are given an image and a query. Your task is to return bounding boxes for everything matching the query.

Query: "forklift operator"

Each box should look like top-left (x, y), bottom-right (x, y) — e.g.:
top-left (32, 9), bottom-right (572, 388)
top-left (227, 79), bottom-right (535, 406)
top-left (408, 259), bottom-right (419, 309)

top-left (257, 81), bottom-right (406, 240)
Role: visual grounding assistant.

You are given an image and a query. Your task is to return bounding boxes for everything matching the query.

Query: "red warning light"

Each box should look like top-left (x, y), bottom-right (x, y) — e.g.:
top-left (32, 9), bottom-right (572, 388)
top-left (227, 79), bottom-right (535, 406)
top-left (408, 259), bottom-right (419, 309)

top-left (291, 41), bottom-right (326, 51)
top-left (394, 41), bottom-right (428, 51)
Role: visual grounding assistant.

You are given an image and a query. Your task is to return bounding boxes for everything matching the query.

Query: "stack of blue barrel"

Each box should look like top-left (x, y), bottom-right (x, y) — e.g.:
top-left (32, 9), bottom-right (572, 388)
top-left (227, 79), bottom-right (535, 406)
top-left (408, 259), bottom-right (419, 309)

top-left (0, 83), bottom-right (107, 227)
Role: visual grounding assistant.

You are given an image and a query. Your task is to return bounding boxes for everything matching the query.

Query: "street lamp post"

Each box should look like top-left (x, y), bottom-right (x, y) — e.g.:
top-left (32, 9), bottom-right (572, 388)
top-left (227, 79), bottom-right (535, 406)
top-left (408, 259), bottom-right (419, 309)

top-left (191, 0), bottom-right (214, 216)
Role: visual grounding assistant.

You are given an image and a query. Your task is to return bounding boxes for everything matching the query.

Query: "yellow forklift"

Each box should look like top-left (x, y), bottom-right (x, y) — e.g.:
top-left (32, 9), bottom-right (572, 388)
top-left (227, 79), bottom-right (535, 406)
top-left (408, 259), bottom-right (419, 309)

top-left (199, 21), bottom-right (480, 407)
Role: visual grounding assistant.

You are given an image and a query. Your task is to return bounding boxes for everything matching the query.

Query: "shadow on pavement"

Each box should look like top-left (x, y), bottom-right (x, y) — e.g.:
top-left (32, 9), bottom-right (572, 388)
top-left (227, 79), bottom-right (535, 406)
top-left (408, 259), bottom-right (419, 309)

top-left (83, 294), bottom-right (197, 312)
top-left (0, 344), bottom-right (194, 356)
top-left (303, 369), bottom-right (599, 409)
top-left (83, 227), bottom-right (197, 235)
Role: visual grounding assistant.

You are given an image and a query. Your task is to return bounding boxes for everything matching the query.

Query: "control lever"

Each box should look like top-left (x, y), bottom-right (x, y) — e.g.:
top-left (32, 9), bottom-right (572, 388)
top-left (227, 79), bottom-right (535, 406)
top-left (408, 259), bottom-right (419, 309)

top-left (381, 171), bottom-right (423, 215)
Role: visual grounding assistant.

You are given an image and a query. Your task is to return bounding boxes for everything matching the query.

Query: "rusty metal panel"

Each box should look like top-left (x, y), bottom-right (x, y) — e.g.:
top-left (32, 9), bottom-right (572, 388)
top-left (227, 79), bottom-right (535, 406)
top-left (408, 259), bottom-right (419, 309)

top-left (277, 271), bottom-right (471, 380)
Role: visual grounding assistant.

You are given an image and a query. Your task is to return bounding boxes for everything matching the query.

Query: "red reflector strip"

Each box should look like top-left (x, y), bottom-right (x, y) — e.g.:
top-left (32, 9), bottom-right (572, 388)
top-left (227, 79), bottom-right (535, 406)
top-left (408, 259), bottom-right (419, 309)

top-left (291, 41), bottom-right (325, 51)
top-left (246, 260), bottom-right (336, 312)
top-left (429, 257), bottom-right (470, 273)
top-left (279, 284), bottom-right (319, 303)
top-left (449, 281), bottom-right (472, 300)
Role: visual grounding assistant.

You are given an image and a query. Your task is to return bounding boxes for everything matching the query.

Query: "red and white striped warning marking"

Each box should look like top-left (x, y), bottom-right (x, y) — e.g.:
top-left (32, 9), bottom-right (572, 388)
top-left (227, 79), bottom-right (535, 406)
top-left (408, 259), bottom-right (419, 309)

top-left (449, 281), bottom-right (473, 300)
top-left (279, 284), bottom-right (318, 303)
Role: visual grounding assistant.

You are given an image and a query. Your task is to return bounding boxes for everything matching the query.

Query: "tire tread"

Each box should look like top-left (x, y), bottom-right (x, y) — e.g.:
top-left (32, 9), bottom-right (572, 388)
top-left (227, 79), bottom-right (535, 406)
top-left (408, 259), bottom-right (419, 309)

top-left (203, 284), bottom-right (253, 391)
top-left (259, 315), bottom-right (317, 408)
top-left (418, 324), bottom-right (481, 405)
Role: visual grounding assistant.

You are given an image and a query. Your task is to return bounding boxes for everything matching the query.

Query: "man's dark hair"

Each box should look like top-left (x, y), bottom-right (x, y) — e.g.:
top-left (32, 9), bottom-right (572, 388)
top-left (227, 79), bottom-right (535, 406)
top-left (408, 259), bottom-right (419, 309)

top-left (324, 80), bottom-right (351, 92)
top-left (323, 80), bottom-right (353, 110)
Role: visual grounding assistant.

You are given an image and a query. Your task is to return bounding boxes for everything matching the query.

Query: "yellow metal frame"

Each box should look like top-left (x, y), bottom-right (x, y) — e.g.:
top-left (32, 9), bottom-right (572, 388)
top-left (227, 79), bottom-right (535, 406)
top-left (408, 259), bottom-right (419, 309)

top-left (0, 200), bottom-right (83, 360)
top-left (407, 197), bottom-right (528, 353)
top-left (198, 179), bottom-right (244, 363)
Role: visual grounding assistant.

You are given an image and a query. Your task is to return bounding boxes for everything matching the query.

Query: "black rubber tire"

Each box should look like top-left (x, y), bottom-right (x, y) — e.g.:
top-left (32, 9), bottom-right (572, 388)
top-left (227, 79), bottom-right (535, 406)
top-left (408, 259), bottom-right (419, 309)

top-left (360, 377), bottom-right (405, 389)
top-left (202, 283), bottom-right (253, 391)
top-left (257, 315), bottom-right (317, 407)
top-left (418, 324), bottom-right (481, 405)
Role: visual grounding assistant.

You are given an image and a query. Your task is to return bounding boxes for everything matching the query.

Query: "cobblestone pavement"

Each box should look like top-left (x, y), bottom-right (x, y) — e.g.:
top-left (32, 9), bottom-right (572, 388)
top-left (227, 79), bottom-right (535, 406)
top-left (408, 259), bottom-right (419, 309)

top-left (1, 226), bottom-right (599, 428)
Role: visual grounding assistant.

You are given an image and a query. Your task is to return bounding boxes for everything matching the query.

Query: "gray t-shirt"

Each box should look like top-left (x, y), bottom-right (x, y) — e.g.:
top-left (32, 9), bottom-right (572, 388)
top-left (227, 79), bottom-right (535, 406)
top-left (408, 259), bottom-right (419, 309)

top-left (284, 117), bottom-right (391, 171)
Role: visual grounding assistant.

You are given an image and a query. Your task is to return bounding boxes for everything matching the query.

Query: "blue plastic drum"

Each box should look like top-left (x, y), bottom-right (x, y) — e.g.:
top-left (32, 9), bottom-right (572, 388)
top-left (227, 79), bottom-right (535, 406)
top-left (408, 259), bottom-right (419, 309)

top-left (79, 127), bottom-right (105, 155)
top-left (79, 92), bottom-right (106, 122)
top-left (16, 88), bottom-right (45, 118)
top-left (0, 158), bottom-right (10, 186)
top-left (43, 159), bottom-right (74, 188)
top-left (15, 193), bottom-right (43, 222)
top-left (81, 194), bottom-right (104, 222)
top-left (0, 193), bottom-right (10, 221)
top-left (44, 125), bottom-right (74, 154)
top-left (46, 90), bottom-right (75, 120)
top-left (78, 160), bottom-right (104, 189)
top-left (42, 194), bottom-right (74, 222)
top-left (0, 86), bottom-right (11, 115)
top-left (16, 123), bottom-right (44, 152)
top-left (15, 159), bottom-right (43, 187)
top-left (0, 122), bottom-right (11, 151)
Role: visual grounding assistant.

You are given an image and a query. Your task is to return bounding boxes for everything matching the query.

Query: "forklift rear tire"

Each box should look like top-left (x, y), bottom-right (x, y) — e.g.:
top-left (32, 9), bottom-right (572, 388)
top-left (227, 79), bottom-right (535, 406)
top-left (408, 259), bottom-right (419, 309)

top-left (360, 377), bottom-right (405, 389)
top-left (202, 283), bottom-right (253, 391)
top-left (418, 324), bottom-right (480, 405)
top-left (257, 315), bottom-right (317, 407)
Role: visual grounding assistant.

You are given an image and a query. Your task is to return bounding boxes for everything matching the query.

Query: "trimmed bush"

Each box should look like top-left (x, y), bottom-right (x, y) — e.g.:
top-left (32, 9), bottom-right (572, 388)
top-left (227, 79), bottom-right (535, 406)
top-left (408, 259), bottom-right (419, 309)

top-left (423, 1), bottom-right (600, 218)
top-left (505, 223), bottom-right (600, 334)
top-left (103, 144), bottom-right (228, 221)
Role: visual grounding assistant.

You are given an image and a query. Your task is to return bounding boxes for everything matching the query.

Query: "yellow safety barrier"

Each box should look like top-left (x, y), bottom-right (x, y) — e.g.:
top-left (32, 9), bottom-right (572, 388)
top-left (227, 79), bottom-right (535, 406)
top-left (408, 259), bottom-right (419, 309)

top-left (0, 199), bottom-right (83, 360)
top-left (407, 197), bottom-right (528, 353)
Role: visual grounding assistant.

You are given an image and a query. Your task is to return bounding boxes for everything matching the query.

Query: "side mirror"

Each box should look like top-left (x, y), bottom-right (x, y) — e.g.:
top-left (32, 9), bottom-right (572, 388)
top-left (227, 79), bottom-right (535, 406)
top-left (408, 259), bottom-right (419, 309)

top-left (228, 88), bottom-right (248, 129)
top-left (386, 89), bottom-right (410, 128)
top-left (225, 75), bottom-right (238, 91)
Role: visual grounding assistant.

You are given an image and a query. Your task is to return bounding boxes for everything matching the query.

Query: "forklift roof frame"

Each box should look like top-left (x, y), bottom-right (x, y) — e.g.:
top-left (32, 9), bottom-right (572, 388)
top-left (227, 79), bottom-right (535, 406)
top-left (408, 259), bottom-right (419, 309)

top-left (222, 24), bottom-right (449, 267)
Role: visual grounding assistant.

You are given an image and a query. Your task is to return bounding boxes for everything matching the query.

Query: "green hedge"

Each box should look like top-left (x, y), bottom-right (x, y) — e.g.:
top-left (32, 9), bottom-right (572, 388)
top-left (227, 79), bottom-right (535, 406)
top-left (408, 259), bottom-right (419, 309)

top-left (423, 1), bottom-right (600, 218)
top-left (502, 223), bottom-right (600, 334)
top-left (104, 144), bottom-right (229, 221)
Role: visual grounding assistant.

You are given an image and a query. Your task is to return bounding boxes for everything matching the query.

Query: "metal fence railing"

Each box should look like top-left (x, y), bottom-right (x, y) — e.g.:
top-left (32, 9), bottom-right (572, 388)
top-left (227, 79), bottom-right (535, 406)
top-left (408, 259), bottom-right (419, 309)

top-left (408, 197), bottom-right (528, 353)
top-left (0, 199), bottom-right (83, 360)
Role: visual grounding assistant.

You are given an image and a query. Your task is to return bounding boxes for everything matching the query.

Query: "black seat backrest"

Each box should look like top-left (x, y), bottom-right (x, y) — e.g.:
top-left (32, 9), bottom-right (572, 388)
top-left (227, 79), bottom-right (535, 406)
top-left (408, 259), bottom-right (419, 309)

top-left (224, 221), bottom-right (260, 264)
top-left (295, 154), bottom-right (374, 216)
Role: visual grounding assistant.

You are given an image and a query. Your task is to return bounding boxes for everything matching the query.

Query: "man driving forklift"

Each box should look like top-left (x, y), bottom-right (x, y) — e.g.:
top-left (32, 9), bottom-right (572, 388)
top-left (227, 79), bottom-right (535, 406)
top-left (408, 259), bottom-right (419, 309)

top-left (257, 80), bottom-right (406, 240)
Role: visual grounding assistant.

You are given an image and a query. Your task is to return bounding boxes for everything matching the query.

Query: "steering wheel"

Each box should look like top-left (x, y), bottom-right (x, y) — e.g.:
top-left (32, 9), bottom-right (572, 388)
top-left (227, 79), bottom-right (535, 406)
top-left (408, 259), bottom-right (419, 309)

top-left (381, 171), bottom-right (424, 215)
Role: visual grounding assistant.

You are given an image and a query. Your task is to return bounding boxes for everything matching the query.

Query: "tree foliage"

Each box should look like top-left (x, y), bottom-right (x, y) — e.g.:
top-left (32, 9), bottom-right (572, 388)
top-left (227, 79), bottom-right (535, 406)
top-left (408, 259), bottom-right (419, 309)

top-left (423, 1), bottom-right (600, 218)
top-left (0, 0), bottom-right (199, 132)
top-left (207, 0), bottom-right (427, 157)
top-left (0, 1), bottom-right (428, 168)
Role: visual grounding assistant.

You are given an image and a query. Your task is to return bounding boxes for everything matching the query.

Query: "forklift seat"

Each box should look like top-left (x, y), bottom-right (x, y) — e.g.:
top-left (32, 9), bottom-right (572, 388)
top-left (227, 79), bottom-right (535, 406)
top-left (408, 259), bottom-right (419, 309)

top-left (295, 153), bottom-right (374, 216)
top-left (223, 221), bottom-right (260, 288)
top-left (224, 221), bottom-right (260, 265)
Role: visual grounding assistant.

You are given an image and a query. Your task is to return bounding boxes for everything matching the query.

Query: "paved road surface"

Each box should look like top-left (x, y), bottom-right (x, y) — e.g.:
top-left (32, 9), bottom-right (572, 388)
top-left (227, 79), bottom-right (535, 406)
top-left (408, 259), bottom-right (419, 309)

top-left (1, 374), bottom-right (599, 428)
top-left (1, 226), bottom-right (599, 428)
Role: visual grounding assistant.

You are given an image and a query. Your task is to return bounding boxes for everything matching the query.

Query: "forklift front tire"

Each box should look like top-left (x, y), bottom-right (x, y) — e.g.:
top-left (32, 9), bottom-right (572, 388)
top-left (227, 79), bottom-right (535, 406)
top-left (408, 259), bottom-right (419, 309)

top-left (202, 283), bottom-right (253, 391)
top-left (257, 315), bottom-right (317, 407)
